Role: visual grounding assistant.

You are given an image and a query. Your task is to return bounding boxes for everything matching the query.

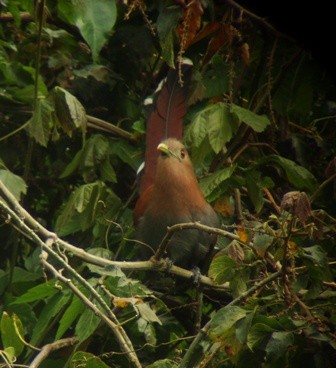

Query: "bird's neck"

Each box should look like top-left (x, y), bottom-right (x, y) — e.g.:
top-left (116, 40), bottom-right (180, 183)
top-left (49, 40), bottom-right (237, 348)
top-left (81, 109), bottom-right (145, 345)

top-left (150, 160), bottom-right (207, 216)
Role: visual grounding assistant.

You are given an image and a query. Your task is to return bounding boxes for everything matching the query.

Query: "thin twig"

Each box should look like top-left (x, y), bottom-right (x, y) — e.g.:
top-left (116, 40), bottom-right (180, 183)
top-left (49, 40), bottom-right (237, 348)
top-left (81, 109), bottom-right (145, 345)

top-left (29, 337), bottom-right (78, 368)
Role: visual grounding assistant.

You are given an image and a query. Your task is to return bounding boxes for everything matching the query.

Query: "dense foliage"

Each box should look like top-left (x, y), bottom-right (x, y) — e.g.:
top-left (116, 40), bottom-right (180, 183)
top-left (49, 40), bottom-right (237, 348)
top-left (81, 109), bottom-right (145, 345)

top-left (0, 1), bottom-right (335, 367)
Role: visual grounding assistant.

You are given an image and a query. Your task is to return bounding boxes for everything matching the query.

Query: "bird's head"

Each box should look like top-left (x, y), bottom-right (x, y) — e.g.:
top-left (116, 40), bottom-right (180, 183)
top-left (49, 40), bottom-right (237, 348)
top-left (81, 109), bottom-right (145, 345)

top-left (157, 138), bottom-right (189, 163)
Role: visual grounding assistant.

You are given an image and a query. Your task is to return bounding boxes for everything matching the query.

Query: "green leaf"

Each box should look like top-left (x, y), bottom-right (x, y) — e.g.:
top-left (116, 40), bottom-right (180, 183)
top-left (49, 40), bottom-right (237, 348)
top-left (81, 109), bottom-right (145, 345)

top-left (199, 166), bottom-right (235, 197)
top-left (231, 104), bottom-right (271, 132)
top-left (207, 103), bottom-right (238, 153)
top-left (253, 233), bottom-right (274, 257)
top-left (100, 159), bottom-right (117, 183)
top-left (109, 140), bottom-right (139, 169)
top-left (301, 245), bottom-right (327, 265)
top-left (30, 291), bottom-right (72, 345)
top-left (55, 182), bottom-right (101, 234)
top-left (75, 307), bottom-right (101, 342)
top-left (247, 323), bottom-right (275, 349)
top-left (53, 86), bottom-right (87, 137)
top-left (157, 6), bottom-right (181, 68)
top-left (187, 103), bottom-right (238, 152)
top-left (59, 149), bottom-right (83, 178)
top-left (209, 306), bottom-right (247, 340)
top-left (186, 106), bottom-right (210, 147)
top-left (26, 98), bottom-right (53, 146)
top-left (55, 296), bottom-right (85, 340)
top-left (72, 0), bottom-right (117, 61)
top-left (146, 359), bottom-right (177, 368)
top-left (70, 351), bottom-right (110, 368)
top-left (257, 155), bottom-right (317, 191)
top-left (1, 312), bottom-right (24, 356)
top-left (0, 169), bottom-right (27, 200)
top-left (265, 331), bottom-right (294, 362)
top-left (13, 281), bottom-right (59, 304)
top-left (137, 317), bottom-right (157, 345)
top-left (1, 347), bottom-right (16, 365)
top-left (81, 135), bottom-right (109, 169)
top-left (203, 56), bottom-right (230, 98)
top-left (208, 254), bottom-right (236, 284)
top-left (246, 171), bottom-right (264, 213)
top-left (236, 309), bottom-right (256, 344)
top-left (136, 303), bottom-right (162, 325)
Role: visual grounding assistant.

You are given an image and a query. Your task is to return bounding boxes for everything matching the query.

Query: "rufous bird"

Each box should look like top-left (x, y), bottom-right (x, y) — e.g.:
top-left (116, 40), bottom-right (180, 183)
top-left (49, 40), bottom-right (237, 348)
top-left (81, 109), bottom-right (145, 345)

top-left (134, 60), bottom-right (219, 271)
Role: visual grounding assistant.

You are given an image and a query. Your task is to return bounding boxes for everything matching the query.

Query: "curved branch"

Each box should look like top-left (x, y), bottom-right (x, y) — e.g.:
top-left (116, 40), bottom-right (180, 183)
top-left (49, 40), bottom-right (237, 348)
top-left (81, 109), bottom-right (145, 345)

top-left (29, 337), bottom-right (78, 368)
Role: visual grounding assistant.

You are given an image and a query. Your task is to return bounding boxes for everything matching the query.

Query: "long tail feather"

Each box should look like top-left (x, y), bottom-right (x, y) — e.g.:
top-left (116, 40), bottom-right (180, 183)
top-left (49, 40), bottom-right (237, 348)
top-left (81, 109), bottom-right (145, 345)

top-left (139, 60), bottom-right (193, 195)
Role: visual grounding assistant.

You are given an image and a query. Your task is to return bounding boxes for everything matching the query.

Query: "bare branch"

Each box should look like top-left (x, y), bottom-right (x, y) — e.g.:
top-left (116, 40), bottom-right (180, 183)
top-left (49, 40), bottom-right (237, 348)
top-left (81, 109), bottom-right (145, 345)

top-left (29, 337), bottom-right (78, 368)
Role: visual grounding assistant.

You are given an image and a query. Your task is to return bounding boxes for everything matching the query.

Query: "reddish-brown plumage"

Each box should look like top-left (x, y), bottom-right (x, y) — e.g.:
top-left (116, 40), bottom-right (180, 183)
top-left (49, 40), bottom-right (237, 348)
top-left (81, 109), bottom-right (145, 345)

top-left (139, 62), bottom-right (192, 195)
top-left (134, 61), bottom-right (219, 270)
top-left (135, 138), bottom-right (219, 269)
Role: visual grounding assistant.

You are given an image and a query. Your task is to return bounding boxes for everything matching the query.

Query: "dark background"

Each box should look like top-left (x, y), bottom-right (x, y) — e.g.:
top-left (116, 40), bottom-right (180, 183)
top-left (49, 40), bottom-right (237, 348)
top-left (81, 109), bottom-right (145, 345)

top-left (236, 1), bottom-right (335, 82)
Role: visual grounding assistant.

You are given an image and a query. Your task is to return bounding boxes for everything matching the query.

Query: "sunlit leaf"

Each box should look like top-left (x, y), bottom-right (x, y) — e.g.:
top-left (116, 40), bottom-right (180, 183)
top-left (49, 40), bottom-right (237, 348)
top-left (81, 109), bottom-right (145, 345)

top-left (60, 0), bottom-right (117, 61)
top-left (1, 312), bottom-right (24, 356)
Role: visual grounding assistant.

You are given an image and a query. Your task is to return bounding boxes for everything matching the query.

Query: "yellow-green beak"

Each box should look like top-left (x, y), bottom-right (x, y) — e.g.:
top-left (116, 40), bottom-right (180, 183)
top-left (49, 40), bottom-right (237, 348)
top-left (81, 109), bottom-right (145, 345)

top-left (157, 143), bottom-right (181, 161)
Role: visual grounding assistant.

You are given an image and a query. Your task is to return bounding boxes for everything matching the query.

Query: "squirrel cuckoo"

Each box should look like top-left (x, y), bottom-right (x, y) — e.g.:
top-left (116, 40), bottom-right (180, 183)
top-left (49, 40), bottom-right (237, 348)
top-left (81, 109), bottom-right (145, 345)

top-left (134, 61), bottom-right (219, 270)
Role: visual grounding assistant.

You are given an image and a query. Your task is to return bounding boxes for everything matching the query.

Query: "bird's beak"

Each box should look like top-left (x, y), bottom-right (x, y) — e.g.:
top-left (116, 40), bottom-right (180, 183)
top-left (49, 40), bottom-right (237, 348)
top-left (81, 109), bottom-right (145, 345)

top-left (157, 143), bottom-right (181, 161)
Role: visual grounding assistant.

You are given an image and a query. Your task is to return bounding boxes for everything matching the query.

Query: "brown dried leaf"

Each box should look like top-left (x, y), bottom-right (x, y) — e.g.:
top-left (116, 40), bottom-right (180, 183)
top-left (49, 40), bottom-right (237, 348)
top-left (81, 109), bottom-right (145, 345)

top-left (214, 196), bottom-right (234, 217)
top-left (237, 226), bottom-right (249, 243)
top-left (176, 0), bottom-right (203, 51)
top-left (113, 296), bottom-right (142, 308)
top-left (228, 241), bottom-right (245, 262)
top-left (240, 42), bottom-right (250, 66)
top-left (280, 191), bottom-right (312, 224)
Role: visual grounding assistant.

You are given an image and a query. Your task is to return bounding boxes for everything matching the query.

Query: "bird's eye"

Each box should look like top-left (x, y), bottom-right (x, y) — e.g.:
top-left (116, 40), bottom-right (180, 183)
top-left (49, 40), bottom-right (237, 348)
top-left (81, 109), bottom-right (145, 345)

top-left (180, 148), bottom-right (186, 159)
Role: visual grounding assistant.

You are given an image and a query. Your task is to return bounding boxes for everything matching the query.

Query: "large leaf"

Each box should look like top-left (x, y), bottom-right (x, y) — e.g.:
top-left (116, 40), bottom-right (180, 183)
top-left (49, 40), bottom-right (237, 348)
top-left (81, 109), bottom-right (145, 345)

top-left (53, 86), bottom-right (87, 137)
top-left (0, 169), bottom-right (27, 200)
top-left (13, 280), bottom-right (59, 304)
top-left (187, 102), bottom-right (238, 152)
top-left (59, 0), bottom-right (117, 61)
top-left (247, 322), bottom-right (276, 350)
top-left (256, 155), bottom-right (317, 191)
top-left (0, 312), bottom-right (25, 356)
top-left (75, 307), bottom-right (101, 342)
top-left (30, 291), bottom-right (72, 345)
top-left (231, 104), bottom-right (271, 132)
top-left (55, 182), bottom-right (102, 235)
top-left (199, 165), bottom-right (235, 197)
top-left (208, 253), bottom-right (236, 284)
top-left (207, 102), bottom-right (238, 153)
top-left (209, 306), bottom-right (247, 340)
top-left (26, 97), bottom-right (53, 146)
top-left (55, 295), bottom-right (85, 340)
top-left (265, 331), bottom-right (294, 362)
